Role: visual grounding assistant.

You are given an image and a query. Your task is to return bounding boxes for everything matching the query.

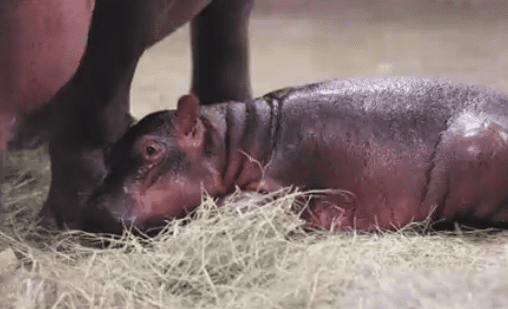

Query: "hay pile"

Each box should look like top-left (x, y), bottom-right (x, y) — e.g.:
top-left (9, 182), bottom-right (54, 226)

top-left (1, 149), bottom-right (508, 309)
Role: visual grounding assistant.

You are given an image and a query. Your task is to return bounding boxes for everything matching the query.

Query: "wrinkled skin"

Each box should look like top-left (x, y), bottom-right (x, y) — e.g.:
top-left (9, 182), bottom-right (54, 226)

top-left (0, 0), bottom-right (253, 228)
top-left (84, 77), bottom-right (508, 234)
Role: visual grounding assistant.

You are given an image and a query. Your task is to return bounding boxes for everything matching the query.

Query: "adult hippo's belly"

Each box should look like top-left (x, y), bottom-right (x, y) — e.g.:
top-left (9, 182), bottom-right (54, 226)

top-left (82, 77), bottom-right (508, 234)
top-left (0, 0), bottom-right (253, 229)
top-left (0, 0), bottom-right (94, 149)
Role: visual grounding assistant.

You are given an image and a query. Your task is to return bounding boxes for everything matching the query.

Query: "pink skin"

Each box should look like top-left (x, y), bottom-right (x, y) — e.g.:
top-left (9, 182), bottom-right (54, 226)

top-left (86, 77), bottom-right (508, 233)
top-left (93, 94), bottom-right (421, 231)
top-left (0, 0), bottom-right (93, 149)
top-left (102, 95), bottom-right (367, 231)
top-left (109, 95), bottom-right (227, 227)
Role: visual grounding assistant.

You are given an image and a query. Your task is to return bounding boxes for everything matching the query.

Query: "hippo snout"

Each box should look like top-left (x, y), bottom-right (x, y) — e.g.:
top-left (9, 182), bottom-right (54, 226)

top-left (82, 187), bottom-right (137, 234)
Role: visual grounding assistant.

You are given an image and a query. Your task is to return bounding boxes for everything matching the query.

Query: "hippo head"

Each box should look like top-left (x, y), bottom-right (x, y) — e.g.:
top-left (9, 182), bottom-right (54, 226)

top-left (83, 94), bottom-right (227, 233)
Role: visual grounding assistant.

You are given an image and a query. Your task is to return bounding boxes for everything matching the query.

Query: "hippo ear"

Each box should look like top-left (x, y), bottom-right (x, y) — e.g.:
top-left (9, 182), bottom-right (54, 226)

top-left (175, 93), bottom-right (199, 135)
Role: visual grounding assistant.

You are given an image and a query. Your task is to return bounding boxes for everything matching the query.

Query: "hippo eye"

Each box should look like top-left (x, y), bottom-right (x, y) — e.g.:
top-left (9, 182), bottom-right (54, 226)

top-left (140, 140), bottom-right (166, 164)
top-left (146, 146), bottom-right (156, 156)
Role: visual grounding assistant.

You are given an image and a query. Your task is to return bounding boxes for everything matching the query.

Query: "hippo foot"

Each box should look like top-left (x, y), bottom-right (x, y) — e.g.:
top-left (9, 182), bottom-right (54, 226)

top-left (38, 146), bottom-right (107, 230)
top-left (302, 190), bottom-right (357, 230)
top-left (39, 189), bottom-right (84, 230)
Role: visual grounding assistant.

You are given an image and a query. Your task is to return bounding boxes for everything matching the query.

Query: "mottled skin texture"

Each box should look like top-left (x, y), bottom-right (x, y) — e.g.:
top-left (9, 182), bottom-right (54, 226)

top-left (0, 0), bottom-right (253, 228)
top-left (84, 77), bottom-right (508, 233)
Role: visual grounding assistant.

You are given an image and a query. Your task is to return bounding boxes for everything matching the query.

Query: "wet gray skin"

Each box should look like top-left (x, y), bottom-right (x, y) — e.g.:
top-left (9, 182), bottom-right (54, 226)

top-left (85, 77), bottom-right (508, 234)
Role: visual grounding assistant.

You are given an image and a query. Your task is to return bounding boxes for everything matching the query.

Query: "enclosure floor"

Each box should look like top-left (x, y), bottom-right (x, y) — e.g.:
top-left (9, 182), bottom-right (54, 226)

top-left (130, 0), bottom-right (508, 118)
top-left (3, 1), bottom-right (508, 308)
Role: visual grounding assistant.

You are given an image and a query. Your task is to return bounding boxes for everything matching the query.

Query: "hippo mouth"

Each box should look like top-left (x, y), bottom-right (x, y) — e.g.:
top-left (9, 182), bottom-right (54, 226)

top-left (82, 182), bottom-right (139, 234)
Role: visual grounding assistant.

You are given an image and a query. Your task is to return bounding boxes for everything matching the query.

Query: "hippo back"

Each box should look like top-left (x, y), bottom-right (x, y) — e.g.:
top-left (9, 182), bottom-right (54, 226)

top-left (266, 77), bottom-right (508, 147)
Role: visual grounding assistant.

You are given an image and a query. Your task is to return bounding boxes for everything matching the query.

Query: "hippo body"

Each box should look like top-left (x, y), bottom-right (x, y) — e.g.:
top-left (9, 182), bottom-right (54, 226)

top-left (85, 77), bottom-right (508, 233)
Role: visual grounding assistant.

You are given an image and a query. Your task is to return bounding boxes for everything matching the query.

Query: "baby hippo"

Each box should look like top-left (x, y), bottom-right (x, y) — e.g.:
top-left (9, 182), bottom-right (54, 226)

top-left (83, 77), bottom-right (508, 233)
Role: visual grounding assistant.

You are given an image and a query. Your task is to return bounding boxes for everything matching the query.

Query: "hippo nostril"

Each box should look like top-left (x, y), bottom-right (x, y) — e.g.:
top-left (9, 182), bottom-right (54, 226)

top-left (82, 202), bottom-right (124, 234)
top-left (62, 219), bottom-right (83, 231)
top-left (83, 188), bottom-right (140, 234)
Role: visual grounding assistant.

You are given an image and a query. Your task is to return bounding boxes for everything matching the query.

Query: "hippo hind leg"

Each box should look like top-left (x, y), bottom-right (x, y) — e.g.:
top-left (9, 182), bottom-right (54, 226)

top-left (428, 124), bottom-right (508, 230)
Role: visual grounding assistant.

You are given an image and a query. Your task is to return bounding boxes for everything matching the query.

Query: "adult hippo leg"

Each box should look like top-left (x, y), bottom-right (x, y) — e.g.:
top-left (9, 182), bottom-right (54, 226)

top-left (1, 0), bottom-right (93, 211)
top-left (39, 0), bottom-right (253, 229)
top-left (0, 114), bottom-right (15, 210)
top-left (191, 0), bottom-right (253, 104)
top-left (39, 0), bottom-right (139, 229)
